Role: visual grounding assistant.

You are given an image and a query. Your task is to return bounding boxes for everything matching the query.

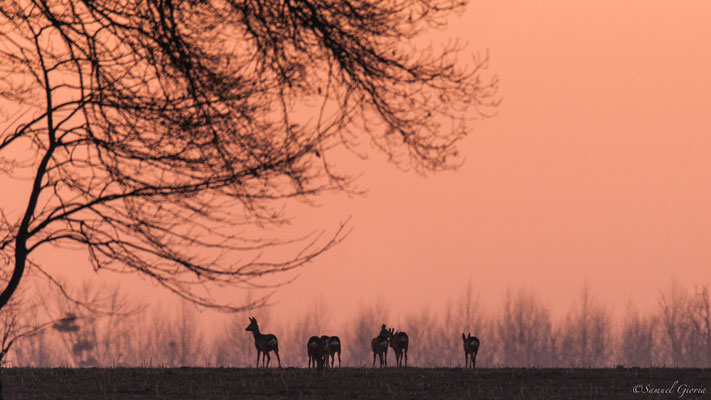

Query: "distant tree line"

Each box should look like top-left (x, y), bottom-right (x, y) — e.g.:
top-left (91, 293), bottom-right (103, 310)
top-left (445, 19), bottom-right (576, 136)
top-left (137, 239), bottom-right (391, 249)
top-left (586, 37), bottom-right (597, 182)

top-left (2, 280), bottom-right (711, 368)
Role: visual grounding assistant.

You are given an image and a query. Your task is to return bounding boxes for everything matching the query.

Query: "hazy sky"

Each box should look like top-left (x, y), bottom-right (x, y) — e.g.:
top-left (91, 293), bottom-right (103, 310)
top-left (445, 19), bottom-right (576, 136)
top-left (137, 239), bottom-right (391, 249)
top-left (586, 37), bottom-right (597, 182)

top-left (6, 0), bottom-right (711, 329)
top-left (267, 0), bottom-right (711, 325)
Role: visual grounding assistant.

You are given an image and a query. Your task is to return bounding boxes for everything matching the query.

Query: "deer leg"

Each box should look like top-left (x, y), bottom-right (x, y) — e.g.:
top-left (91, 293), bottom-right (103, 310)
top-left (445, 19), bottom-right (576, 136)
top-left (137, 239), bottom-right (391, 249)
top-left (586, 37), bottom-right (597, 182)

top-left (472, 353), bottom-right (476, 369)
top-left (372, 352), bottom-right (376, 368)
top-left (265, 352), bottom-right (271, 368)
top-left (464, 353), bottom-right (468, 368)
top-left (338, 351), bottom-right (341, 367)
top-left (256, 351), bottom-right (261, 368)
top-left (274, 349), bottom-right (281, 368)
top-left (404, 349), bottom-right (407, 367)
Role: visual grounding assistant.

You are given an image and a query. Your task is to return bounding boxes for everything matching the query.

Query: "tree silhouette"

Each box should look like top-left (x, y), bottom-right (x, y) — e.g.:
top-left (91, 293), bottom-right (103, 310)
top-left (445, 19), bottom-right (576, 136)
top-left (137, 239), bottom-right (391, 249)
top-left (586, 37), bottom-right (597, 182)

top-left (497, 287), bottom-right (553, 367)
top-left (0, 0), bottom-right (498, 312)
top-left (558, 283), bottom-right (612, 367)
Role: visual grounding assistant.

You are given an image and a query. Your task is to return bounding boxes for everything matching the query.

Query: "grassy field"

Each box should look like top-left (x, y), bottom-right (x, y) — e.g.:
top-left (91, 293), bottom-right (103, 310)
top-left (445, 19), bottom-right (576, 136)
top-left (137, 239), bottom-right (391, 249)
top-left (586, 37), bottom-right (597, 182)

top-left (1, 367), bottom-right (709, 399)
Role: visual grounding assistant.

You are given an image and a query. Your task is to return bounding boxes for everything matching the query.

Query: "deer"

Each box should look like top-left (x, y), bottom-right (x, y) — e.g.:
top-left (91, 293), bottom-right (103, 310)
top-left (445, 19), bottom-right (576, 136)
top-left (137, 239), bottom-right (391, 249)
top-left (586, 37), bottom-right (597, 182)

top-left (462, 333), bottom-right (480, 369)
top-left (388, 328), bottom-right (409, 367)
top-left (371, 323), bottom-right (389, 368)
top-left (326, 336), bottom-right (342, 367)
top-left (245, 317), bottom-right (281, 368)
top-left (307, 336), bottom-right (326, 371)
top-left (320, 335), bottom-right (331, 368)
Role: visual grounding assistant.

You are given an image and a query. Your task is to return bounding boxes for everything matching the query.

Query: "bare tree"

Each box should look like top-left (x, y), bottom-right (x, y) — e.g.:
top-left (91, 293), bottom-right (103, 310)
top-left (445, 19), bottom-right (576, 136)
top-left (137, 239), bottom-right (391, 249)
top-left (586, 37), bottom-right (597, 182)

top-left (0, 299), bottom-right (54, 366)
top-left (618, 302), bottom-right (656, 367)
top-left (210, 293), bottom-right (272, 367)
top-left (277, 297), bottom-right (332, 367)
top-left (6, 325), bottom-right (55, 367)
top-left (0, 0), bottom-right (498, 314)
top-left (558, 283), bottom-right (613, 367)
top-left (33, 279), bottom-right (140, 367)
top-left (159, 302), bottom-right (205, 367)
top-left (212, 315), bottom-right (259, 367)
top-left (451, 279), bottom-right (490, 366)
top-left (496, 287), bottom-right (554, 367)
top-left (687, 285), bottom-right (711, 367)
top-left (2, 279), bottom-right (62, 367)
top-left (280, 312), bottom-right (310, 367)
top-left (0, 275), bottom-right (138, 372)
top-left (658, 281), bottom-right (695, 366)
top-left (346, 300), bottom-right (389, 366)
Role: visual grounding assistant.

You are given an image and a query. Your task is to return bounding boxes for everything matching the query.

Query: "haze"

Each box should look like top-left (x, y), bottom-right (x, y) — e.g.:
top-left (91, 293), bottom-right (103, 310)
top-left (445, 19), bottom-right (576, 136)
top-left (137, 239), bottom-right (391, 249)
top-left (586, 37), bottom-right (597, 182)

top-left (6, 0), bottom-right (711, 329)
top-left (272, 0), bottom-right (711, 324)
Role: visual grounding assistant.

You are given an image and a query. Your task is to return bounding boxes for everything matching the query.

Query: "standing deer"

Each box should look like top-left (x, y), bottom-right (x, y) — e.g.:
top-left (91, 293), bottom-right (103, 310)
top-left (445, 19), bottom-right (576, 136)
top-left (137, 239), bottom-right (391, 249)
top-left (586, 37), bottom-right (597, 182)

top-left (462, 333), bottom-right (480, 369)
top-left (327, 336), bottom-right (342, 367)
top-left (388, 328), bottom-right (409, 367)
top-left (245, 317), bottom-right (281, 368)
top-left (307, 336), bottom-right (325, 371)
top-left (371, 324), bottom-right (389, 368)
top-left (320, 335), bottom-right (331, 368)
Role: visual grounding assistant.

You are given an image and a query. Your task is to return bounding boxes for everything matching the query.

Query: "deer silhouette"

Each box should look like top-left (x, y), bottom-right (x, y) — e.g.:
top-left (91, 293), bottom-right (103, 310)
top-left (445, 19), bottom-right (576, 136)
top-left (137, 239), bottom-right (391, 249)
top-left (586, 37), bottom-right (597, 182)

top-left (327, 336), bottom-right (342, 367)
top-left (245, 317), bottom-right (281, 368)
top-left (371, 323), bottom-right (389, 368)
top-left (319, 336), bottom-right (331, 368)
top-left (388, 328), bottom-right (409, 367)
top-left (462, 333), bottom-right (480, 369)
top-left (307, 336), bottom-right (326, 371)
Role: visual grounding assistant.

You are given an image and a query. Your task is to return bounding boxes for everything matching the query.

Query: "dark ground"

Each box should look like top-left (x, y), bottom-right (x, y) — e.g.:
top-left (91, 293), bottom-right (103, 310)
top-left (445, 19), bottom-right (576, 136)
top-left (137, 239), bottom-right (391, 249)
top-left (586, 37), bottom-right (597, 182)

top-left (1, 367), bottom-right (709, 399)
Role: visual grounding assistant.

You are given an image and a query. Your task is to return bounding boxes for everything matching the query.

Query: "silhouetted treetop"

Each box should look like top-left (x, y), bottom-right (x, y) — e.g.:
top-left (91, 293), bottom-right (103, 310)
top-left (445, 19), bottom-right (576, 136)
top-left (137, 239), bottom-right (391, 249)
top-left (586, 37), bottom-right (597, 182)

top-left (0, 0), bottom-right (497, 311)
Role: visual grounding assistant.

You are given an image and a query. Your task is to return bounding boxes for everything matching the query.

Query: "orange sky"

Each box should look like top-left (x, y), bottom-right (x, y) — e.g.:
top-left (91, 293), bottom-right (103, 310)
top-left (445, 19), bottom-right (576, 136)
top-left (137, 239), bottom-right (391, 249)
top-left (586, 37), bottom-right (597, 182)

top-left (266, 0), bottom-right (711, 325)
top-left (4, 0), bottom-right (711, 329)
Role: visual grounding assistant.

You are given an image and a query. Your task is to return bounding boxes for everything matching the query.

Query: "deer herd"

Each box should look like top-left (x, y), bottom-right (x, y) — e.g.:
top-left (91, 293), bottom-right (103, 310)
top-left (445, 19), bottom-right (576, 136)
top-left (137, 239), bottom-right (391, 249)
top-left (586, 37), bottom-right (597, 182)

top-left (245, 318), bottom-right (480, 370)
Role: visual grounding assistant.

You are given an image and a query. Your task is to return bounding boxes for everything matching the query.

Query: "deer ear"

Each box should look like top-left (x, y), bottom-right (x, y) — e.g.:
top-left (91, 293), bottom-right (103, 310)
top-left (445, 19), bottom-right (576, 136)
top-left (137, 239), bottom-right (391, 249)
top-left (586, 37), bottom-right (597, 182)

top-left (462, 333), bottom-right (466, 340)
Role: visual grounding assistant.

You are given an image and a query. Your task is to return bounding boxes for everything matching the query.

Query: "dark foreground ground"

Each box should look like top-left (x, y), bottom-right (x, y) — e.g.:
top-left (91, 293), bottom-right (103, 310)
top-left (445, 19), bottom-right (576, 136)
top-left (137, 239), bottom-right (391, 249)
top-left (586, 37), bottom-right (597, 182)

top-left (1, 367), bottom-right (709, 399)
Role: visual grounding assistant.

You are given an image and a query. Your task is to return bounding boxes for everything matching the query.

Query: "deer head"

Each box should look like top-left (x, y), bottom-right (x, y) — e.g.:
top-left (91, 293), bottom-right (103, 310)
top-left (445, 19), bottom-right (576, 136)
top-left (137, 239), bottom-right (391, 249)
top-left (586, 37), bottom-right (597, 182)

top-left (379, 323), bottom-right (388, 338)
top-left (245, 316), bottom-right (259, 332)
